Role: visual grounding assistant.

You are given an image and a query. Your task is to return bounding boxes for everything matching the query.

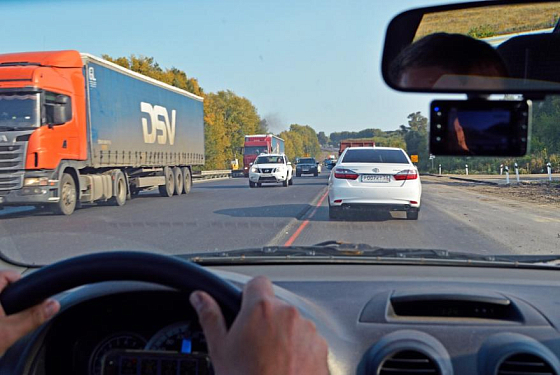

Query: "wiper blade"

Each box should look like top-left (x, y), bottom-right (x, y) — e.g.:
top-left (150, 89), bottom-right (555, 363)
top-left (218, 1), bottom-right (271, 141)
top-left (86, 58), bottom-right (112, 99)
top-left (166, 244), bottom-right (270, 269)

top-left (0, 62), bottom-right (41, 67)
top-left (185, 241), bottom-right (560, 265)
top-left (0, 126), bottom-right (35, 131)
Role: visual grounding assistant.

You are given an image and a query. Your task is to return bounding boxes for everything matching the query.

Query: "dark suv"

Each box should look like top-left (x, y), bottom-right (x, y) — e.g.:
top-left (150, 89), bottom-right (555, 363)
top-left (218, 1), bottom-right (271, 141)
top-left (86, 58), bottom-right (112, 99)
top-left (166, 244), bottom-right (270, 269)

top-left (295, 157), bottom-right (319, 177)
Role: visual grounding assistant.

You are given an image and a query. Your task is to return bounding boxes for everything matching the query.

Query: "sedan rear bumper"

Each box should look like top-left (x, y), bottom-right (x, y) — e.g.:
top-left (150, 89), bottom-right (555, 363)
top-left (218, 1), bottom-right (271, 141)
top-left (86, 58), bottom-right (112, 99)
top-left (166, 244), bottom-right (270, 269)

top-left (328, 182), bottom-right (421, 208)
top-left (336, 203), bottom-right (419, 212)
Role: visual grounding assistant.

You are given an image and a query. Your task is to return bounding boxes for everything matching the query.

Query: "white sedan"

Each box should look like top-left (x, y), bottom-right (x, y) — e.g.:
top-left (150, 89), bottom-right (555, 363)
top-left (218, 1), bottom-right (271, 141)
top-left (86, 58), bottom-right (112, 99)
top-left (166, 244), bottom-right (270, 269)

top-left (328, 147), bottom-right (422, 220)
top-left (249, 154), bottom-right (293, 187)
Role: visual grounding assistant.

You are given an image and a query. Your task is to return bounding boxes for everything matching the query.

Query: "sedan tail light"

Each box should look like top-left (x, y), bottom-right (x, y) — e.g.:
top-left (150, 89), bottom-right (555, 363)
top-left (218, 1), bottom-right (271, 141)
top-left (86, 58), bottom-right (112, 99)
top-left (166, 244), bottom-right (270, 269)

top-left (394, 169), bottom-right (418, 180)
top-left (334, 168), bottom-right (359, 180)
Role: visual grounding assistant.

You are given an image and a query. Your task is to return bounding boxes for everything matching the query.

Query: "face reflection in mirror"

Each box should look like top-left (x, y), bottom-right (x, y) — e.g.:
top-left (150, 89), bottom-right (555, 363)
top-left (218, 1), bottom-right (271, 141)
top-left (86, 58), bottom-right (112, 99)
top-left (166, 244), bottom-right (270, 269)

top-left (391, 33), bottom-right (509, 89)
top-left (449, 108), bottom-right (469, 153)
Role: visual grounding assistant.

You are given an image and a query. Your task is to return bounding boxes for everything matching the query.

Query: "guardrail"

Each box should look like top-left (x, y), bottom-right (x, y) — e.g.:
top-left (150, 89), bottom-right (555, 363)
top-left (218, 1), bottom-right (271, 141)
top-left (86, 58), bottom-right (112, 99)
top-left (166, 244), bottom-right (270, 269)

top-left (192, 170), bottom-right (232, 181)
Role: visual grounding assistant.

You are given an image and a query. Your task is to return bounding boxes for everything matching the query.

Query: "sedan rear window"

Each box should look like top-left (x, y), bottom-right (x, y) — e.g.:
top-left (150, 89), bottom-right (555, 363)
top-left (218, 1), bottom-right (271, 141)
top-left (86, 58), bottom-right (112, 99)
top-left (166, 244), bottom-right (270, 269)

top-left (342, 149), bottom-right (409, 164)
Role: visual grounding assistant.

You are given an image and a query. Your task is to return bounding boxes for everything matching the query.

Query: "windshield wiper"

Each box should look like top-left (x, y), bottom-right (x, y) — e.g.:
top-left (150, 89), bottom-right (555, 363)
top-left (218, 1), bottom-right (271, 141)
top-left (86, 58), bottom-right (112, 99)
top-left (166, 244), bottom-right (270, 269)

top-left (0, 126), bottom-right (35, 131)
top-left (184, 241), bottom-right (560, 268)
top-left (0, 62), bottom-right (41, 67)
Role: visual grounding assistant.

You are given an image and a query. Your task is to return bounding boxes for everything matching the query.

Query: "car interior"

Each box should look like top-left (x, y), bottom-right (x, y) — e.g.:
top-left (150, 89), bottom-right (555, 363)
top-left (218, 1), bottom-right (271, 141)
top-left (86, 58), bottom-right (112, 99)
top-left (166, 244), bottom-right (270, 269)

top-left (1, 1), bottom-right (560, 375)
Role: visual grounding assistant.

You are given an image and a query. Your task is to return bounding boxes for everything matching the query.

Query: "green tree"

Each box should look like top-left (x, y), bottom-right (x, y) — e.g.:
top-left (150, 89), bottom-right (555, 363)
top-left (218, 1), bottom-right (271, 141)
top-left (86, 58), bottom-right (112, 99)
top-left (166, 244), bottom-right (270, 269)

top-left (403, 112), bottom-right (429, 170)
top-left (317, 131), bottom-right (330, 145)
top-left (203, 91), bottom-right (263, 169)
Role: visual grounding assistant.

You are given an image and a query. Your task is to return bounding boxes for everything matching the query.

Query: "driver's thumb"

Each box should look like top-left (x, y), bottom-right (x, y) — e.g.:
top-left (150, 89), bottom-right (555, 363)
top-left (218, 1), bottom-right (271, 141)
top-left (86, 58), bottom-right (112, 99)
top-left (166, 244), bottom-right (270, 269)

top-left (190, 291), bottom-right (227, 353)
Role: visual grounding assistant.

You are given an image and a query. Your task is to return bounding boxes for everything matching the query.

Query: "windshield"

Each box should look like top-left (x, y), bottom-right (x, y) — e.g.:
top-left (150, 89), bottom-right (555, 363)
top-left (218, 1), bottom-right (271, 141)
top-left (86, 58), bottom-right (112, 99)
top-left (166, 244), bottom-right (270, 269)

top-left (0, 1), bottom-right (559, 267)
top-left (0, 93), bottom-right (40, 129)
top-left (244, 146), bottom-right (265, 155)
top-left (256, 156), bottom-right (284, 164)
top-left (342, 149), bottom-right (409, 164)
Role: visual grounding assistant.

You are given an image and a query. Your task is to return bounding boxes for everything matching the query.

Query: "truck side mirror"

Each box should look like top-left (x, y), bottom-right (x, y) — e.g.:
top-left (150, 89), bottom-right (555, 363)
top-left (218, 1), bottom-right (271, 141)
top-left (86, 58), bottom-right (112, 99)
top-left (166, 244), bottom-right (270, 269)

top-left (52, 105), bottom-right (71, 125)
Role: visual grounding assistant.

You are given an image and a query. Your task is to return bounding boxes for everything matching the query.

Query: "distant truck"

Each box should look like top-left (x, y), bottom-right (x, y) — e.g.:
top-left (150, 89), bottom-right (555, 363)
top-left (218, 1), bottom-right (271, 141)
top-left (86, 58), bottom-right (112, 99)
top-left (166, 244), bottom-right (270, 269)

top-left (0, 50), bottom-right (204, 215)
top-left (243, 134), bottom-right (284, 176)
top-left (338, 139), bottom-right (375, 155)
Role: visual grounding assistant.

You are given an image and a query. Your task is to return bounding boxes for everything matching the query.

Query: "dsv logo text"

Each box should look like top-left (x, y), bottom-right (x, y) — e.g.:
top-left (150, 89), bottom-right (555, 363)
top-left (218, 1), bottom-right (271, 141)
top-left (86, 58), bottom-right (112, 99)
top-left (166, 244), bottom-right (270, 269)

top-left (140, 102), bottom-right (176, 145)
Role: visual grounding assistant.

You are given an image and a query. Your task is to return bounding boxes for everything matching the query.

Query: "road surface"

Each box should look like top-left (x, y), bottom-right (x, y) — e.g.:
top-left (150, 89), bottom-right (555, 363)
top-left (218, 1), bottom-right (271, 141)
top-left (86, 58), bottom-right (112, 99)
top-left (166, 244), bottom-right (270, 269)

top-left (0, 173), bottom-right (558, 265)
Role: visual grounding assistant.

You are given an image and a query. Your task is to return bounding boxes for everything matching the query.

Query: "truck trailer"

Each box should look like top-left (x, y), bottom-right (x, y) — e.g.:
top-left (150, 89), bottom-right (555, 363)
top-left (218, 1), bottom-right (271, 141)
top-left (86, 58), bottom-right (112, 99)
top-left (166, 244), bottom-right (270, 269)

top-left (0, 50), bottom-right (204, 215)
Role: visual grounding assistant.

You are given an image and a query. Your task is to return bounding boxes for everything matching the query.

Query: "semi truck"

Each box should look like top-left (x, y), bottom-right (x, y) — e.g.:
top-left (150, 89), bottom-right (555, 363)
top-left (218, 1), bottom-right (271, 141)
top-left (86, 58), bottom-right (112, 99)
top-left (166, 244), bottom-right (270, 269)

top-left (338, 139), bottom-right (375, 155)
top-left (242, 134), bottom-right (284, 176)
top-left (0, 50), bottom-right (204, 215)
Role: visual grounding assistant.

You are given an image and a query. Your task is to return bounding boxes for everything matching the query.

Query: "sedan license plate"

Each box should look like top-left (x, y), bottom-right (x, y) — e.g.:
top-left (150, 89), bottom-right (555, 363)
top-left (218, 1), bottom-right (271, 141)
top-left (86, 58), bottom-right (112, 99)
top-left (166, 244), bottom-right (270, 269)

top-left (361, 174), bottom-right (390, 183)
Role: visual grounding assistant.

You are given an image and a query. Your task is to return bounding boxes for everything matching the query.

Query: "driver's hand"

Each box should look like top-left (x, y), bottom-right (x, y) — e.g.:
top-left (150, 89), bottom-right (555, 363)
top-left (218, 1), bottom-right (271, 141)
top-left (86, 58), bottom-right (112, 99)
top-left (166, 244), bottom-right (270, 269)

top-left (190, 276), bottom-right (329, 375)
top-left (0, 270), bottom-right (60, 356)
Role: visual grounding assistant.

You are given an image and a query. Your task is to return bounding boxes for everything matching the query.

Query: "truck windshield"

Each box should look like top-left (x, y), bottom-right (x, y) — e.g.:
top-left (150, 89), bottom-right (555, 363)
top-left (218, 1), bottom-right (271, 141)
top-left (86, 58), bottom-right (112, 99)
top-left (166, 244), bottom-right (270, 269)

top-left (0, 93), bottom-right (40, 129)
top-left (244, 146), bottom-right (266, 155)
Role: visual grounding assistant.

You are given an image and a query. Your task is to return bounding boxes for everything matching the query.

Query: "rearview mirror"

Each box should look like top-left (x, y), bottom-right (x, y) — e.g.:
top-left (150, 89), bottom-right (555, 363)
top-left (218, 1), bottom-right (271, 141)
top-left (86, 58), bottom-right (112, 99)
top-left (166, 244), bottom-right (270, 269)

top-left (382, 1), bottom-right (560, 94)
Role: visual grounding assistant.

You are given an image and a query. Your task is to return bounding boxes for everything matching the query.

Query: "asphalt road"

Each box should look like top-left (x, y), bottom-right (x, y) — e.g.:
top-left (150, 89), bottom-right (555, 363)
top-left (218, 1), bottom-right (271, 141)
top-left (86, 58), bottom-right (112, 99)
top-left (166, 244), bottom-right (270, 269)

top-left (0, 173), bottom-right (558, 265)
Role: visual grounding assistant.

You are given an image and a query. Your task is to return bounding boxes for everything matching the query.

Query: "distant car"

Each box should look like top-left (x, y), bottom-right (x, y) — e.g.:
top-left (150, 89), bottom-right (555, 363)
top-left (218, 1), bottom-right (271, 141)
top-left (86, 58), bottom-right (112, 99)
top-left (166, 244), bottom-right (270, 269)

top-left (326, 159), bottom-right (337, 170)
top-left (328, 147), bottom-right (422, 220)
top-left (249, 153), bottom-right (293, 187)
top-left (296, 157), bottom-right (319, 177)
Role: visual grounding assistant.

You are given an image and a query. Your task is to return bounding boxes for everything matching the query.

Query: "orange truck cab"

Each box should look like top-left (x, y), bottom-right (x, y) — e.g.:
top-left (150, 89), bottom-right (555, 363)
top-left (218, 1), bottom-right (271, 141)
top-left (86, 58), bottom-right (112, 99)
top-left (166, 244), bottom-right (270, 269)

top-left (0, 50), bottom-right (204, 215)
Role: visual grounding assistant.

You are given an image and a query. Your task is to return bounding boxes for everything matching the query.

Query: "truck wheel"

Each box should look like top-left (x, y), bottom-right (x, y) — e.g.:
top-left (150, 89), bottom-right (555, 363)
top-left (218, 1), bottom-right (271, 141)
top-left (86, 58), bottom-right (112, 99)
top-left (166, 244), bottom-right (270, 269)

top-left (288, 177), bottom-right (293, 185)
top-left (53, 173), bottom-right (77, 215)
top-left (159, 166), bottom-right (175, 197)
top-left (173, 167), bottom-right (183, 196)
top-left (283, 178), bottom-right (289, 187)
top-left (249, 181), bottom-right (255, 188)
top-left (108, 171), bottom-right (127, 206)
top-left (182, 167), bottom-right (192, 194)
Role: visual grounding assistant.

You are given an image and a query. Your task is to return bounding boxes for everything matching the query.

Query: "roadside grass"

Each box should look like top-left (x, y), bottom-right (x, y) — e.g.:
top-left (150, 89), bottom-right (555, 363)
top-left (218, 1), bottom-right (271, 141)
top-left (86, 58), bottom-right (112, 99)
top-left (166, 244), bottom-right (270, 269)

top-left (415, 3), bottom-right (560, 40)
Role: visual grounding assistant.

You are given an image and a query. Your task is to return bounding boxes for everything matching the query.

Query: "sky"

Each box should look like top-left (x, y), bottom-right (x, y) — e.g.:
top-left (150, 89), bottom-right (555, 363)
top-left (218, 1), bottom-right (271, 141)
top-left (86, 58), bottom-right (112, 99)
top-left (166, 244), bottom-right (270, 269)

top-left (0, 0), bottom-right (464, 135)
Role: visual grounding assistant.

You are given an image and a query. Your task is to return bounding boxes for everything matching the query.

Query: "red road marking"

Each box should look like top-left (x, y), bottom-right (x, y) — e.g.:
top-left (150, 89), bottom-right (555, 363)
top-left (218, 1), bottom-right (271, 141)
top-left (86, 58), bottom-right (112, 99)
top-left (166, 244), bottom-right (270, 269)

top-left (284, 189), bottom-right (329, 246)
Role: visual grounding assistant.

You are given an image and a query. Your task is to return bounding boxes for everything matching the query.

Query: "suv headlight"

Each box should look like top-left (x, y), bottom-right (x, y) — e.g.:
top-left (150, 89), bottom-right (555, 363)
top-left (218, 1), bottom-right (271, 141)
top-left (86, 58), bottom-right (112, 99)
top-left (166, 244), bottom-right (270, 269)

top-left (251, 166), bottom-right (258, 173)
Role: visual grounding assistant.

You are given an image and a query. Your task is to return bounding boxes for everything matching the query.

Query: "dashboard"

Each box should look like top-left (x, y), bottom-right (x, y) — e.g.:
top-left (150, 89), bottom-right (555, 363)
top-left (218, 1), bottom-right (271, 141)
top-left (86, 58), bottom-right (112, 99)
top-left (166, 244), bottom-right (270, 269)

top-left (43, 291), bottom-right (210, 375)
top-left (4, 263), bottom-right (560, 375)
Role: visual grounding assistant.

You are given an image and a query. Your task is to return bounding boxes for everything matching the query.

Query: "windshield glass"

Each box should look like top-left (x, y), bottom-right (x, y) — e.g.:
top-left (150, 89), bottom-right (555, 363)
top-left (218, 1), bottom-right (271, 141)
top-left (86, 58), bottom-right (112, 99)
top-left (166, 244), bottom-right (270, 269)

top-left (0, 93), bottom-right (40, 129)
top-left (244, 146), bottom-right (265, 155)
top-left (342, 149), bottom-right (409, 164)
top-left (0, 1), bottom-right (559, 266)
top-left (256, 156), bottom-right (284, 164)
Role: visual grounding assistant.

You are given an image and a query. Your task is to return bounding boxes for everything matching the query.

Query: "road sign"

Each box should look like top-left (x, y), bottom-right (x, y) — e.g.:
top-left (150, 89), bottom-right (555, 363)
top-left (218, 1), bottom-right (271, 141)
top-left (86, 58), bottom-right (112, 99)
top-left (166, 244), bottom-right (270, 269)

top-left (411, 155), bottom-right (419, 163)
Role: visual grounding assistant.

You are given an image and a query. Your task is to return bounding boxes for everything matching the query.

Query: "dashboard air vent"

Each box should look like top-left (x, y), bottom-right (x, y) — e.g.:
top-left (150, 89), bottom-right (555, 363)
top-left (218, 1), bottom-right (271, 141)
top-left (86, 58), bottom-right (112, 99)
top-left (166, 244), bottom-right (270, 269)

top-left (379, 350), bottom-right (439, 375)
top-left (497, 353), bottom-right (556, 375)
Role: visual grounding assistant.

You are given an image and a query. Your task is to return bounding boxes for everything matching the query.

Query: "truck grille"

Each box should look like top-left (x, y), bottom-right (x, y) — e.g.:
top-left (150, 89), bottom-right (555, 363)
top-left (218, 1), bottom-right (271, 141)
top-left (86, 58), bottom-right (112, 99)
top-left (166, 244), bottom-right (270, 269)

top-left (0, 141), bottom-right (27, 190)
top-left (0, 174), bottom-right (23, 190)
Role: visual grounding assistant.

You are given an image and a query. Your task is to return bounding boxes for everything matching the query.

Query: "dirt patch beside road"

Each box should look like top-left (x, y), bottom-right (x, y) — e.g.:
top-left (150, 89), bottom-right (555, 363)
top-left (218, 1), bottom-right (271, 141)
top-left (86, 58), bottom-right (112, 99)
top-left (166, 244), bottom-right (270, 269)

top-left (465, 182), bottom-right (560, 207)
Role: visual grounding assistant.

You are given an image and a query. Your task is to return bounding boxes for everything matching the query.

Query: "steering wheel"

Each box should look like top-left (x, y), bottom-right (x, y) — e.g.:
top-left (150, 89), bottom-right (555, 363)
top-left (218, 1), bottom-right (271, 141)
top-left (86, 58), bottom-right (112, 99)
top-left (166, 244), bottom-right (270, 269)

top-left (0, 251), bottom-right (243, 325)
